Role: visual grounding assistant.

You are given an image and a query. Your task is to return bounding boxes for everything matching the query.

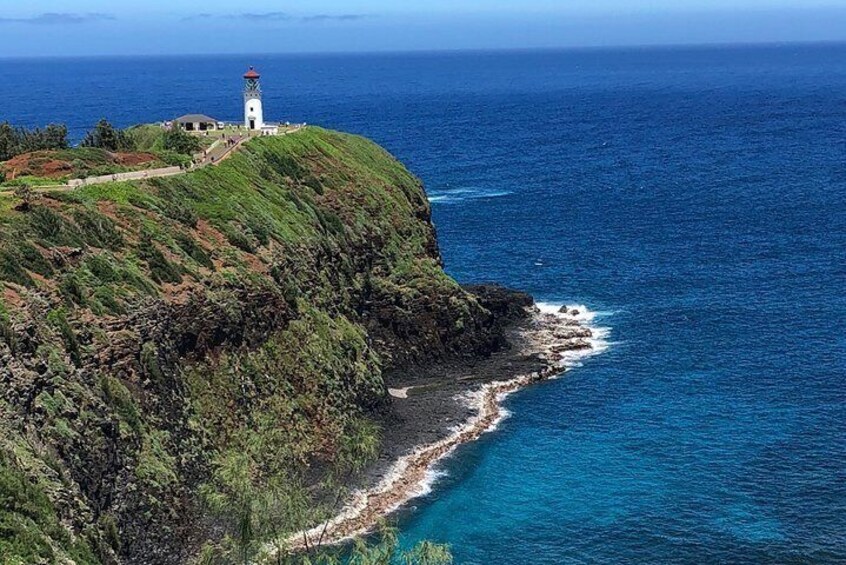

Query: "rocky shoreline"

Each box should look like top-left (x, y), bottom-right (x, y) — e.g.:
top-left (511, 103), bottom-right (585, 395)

top-left (287, 302), bottom-right (605, 550)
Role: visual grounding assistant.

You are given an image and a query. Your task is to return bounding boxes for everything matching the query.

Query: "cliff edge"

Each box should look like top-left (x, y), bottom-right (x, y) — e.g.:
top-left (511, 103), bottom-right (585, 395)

top-left (0, 128), bottom-right (529, 564)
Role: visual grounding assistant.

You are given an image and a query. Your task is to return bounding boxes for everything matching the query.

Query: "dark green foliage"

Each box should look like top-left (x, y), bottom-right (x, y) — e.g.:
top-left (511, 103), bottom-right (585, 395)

top-left (100, 375), bottom-right (142, 435)
top-left (72, 209), bottom-right (124, 249)
top-left (0, 450), bottom-right (59, 563)
top-left (59, 273), bottom-right (87, 307)
top-left (175, 232), bottom-right (214, 269)
top-left (0, 247), bottom-right (35, 287)
top-left (81, 119), bottom-right (134, 152)
top-left (27, 205), bottom-right (83, 247)
top-left (138, 233), bottom-right (182, 284)
top-left (91, 287), bottom-right (124, 315)
top-left (158, 186), bottom-right (199, 226)
top-left (0, 303), bottom-right (15, 352)
top-left (47, 309), bottom-right (82, 366)
top-left (0, 121), bottom-right (68, 161)
top-left (219, 222), bottom-right (257, 253)
top-left (85, 254), bottom-right (119, 283)
top-left (140, 342), bottom-right (165, 384)
top-left (316, 207), bottom-right (345, 238)
top-left (0, 448), bottom-right (98, 564)
top-left (17, 241), bottom-right (53, 277)
top-left (154, 150), bottom-right (193, 167)
top-left (163, 127), bottom-right (201, 155)
top-left (99, 513), bottom-right (121, 553)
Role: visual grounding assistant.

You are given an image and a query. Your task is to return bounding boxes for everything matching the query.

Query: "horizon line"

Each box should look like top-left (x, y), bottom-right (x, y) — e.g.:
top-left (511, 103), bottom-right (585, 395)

top-left (1, 38), bottom-right (844, 61)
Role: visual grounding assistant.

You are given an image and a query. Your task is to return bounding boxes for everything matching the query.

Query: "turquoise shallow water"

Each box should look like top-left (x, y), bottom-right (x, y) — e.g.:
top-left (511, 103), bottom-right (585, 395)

top-left (2, 43), bottom-right (845, 563)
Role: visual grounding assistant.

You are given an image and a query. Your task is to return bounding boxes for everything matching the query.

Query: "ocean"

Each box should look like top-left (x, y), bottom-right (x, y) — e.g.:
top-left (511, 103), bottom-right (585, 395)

top-left (2, 44), bottom-right (845, 563)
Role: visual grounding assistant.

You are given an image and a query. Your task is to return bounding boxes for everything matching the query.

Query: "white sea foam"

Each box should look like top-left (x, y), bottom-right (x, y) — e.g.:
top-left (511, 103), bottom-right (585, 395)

top-left (427, 188), bottom-right (514, 203)
top-left (534, 302), bottom-right (613, 366)
top-left (280, 300), bottom-right (613, 552)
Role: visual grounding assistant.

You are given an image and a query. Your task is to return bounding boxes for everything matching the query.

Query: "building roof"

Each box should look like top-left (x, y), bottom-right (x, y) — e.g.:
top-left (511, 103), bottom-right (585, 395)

top-left (174, 114), bottom-right (218, 124)
top-left (243, 66), bottom-right (260, 79)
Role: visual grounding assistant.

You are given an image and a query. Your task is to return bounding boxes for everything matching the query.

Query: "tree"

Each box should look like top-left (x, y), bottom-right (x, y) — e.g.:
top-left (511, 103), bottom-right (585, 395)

top-left (0, 122), bottom-right (16, 161)
top-left (163, 127), bottom-right (201, 155)
top-left (347, 527), bottom-right (452, 565)
top-left (81, 119), bottom-right (134, 152)
top-left (0, 122), bottom-right (68, 161)
top-left (13, 184), bottom-right (36, 212)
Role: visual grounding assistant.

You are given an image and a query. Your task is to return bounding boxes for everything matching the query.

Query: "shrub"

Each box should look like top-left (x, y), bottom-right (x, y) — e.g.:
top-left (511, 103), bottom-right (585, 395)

top-left (0, 248), bottom-right (34, 287)
top-left (72, 209), bottom-right (124, 249)
top-left (100, 375), bottom-right (142, 435)
top-left (162, 128), bottom-right (201, 155)
top-left (46, 309), bottom-right (82, 366)
top-left (0, 303), bottom-right (15, 352)
top-left (81, 119), bottom-right (134, 152)
top-left (13, 184), bottom-right (36, 211)
top-left (138, 234), bottom-right (182, 284)
top-left (0, 122), bottom-right (68, 161)
top-left (175, 233), bottom-right (214, 269)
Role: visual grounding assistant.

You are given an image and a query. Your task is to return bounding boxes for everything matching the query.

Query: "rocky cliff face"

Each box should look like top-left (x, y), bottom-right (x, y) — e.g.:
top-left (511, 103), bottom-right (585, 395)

top-left (0, 129), bottom-right (527, 564)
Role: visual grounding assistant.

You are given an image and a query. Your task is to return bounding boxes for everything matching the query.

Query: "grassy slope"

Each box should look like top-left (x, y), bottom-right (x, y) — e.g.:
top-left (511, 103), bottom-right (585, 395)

top-left (0, 128), bottom-right (485, 563)
top-left (0, 130), bottom-right (195, 188)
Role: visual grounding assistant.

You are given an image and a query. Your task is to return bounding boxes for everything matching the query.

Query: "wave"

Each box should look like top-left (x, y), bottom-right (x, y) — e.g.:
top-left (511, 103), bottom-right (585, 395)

top-left (535, 302), bottom-right (613, 363)
top-left (427, 187), bottom-right (514, 204)
top-left (281, 301), bottom-right (613, 552)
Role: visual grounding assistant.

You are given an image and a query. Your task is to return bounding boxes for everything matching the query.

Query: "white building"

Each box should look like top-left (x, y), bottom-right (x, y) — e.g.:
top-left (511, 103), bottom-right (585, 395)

top-left (174, 114), bottom-right (219, 132)
top-left (244, 67), bottom-right (263, 130)
top-left (243, 67), bottom-right (279, 135)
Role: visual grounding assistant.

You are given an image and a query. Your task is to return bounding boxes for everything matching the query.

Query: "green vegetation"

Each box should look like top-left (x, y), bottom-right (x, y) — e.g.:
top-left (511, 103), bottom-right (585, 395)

top-left (81, 119), bottom-right (134, 152)
top-left (0, 128), bottom-right (485, 564)
top-left (0, 441), bottom-right (99, 565)
top-left (0, 121), bottom-right (68, 161)
top-left (1, 121), bottom-right (202, 187)
top-left (125, 124), bottom-right (168, 152)
top-left (163, 127), bottom-right (202, 154)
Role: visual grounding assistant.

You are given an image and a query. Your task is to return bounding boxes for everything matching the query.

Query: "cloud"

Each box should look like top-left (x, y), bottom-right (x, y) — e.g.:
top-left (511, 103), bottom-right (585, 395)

top-left (0, 12), bottom-right (115, 25)
top-left (300, 14), bottom-right (369, 23)
top-left (239, 12), bottom-right (292, 22)
top-left (182, 12), bottom-right (368, 23)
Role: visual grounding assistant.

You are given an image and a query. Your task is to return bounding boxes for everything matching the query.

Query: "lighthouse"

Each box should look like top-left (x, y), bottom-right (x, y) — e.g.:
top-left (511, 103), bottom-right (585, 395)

top-left (243, 66), bottom-right (264, 131)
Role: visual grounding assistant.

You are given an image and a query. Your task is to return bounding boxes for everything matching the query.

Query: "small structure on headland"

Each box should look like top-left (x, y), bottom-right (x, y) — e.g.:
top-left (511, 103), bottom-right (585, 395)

top-left (169, 67), bottom-right (282, 136)
top-left (173, 114), bottom-right (219, 132)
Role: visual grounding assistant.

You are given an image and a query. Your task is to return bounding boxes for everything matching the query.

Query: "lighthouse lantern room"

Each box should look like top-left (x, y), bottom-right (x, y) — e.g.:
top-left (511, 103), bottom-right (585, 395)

top-left (243, 66), bottom-right (264, 131)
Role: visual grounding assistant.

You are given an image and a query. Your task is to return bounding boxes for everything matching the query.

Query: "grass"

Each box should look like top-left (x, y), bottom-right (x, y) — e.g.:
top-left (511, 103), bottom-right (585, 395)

top-left (0, 441), bottom-right (99, 564)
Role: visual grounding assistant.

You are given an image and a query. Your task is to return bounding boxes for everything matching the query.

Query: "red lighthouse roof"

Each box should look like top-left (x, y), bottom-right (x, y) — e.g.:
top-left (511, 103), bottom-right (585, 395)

top-left (243, 66), bottom-right (260, 79)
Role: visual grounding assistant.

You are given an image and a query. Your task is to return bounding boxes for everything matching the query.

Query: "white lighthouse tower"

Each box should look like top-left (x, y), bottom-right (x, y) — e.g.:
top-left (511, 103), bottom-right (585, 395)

top-left (243, 66), bottom-right (264, 131)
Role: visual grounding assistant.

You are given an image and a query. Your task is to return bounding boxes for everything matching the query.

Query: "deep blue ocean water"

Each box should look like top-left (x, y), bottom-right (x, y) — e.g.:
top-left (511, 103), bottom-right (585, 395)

top-left (2, 44), bottom-right (845, 563)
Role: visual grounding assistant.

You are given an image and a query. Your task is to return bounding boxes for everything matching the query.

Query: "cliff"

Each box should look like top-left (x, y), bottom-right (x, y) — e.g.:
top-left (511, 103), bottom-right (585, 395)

top-left (0, 128), bottom-right (527, 564)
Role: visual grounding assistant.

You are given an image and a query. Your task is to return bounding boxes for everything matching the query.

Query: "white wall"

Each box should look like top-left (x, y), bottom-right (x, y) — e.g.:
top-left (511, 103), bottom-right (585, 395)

top-left (244, 94), bottom-right (264, 130)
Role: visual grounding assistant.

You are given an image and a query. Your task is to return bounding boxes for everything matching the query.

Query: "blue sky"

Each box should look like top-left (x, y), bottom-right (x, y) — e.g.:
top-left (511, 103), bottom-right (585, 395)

top-left (0, 1), bottom-right (845, 56)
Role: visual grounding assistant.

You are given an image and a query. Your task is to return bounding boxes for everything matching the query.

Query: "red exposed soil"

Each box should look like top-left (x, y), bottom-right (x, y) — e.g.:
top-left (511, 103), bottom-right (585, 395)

top-left (2, 150), bottom-right (159, 179)
top-left (115, 152), bottom-right (158, 166)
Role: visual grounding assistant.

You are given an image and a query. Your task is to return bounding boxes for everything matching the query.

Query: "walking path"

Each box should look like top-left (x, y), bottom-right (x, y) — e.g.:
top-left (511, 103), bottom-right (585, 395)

top-left (6, 125), bottom-right (305, 194)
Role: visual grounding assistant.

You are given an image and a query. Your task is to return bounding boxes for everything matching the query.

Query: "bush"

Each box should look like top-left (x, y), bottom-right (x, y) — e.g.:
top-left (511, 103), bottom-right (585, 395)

top-left (46, 309), bottom-right (82, 366)
top-left (0, 248), bottom-right (34, 287)
top-left (163, 128), bottom-right (201, 155)
top-left (13, 184), bottom-right (36, 211)
top-left (81, 119), bottom-right (134, 152)
top-left (138, 234), bottom-right (182, 284)
top-left (0, 122), bottom-right (68, 161)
